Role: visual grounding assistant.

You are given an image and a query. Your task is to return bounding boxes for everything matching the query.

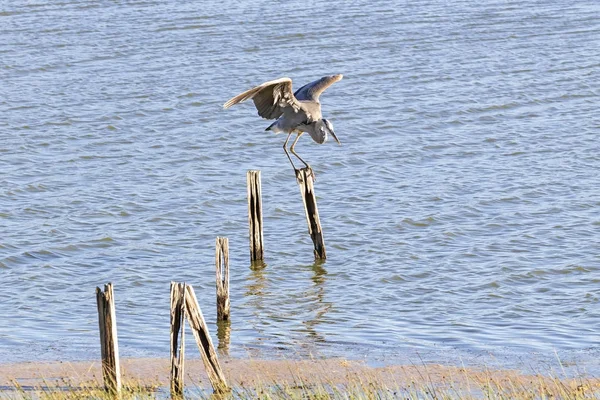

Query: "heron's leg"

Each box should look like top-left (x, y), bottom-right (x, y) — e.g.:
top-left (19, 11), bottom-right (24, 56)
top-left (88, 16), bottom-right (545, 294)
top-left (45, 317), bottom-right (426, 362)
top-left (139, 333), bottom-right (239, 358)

top-left (290, 131), bottom-right (315, 180)
top-left (282, 132), bottom-right (297, 171)
top-left (290, 132), bottom-right (310, 169)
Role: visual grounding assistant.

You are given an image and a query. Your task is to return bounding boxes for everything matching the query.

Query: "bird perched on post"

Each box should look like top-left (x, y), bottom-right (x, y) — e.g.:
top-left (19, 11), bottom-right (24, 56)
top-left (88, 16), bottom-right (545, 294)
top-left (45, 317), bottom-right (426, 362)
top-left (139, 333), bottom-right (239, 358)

top-left (223, 75), bottom-right (343, 176)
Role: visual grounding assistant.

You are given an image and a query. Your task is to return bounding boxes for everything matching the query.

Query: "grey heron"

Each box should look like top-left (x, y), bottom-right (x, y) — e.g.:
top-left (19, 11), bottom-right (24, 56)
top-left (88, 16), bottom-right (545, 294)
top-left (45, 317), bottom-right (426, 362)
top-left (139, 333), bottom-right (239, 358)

top-left (223, 75), bottom-right (343, 174)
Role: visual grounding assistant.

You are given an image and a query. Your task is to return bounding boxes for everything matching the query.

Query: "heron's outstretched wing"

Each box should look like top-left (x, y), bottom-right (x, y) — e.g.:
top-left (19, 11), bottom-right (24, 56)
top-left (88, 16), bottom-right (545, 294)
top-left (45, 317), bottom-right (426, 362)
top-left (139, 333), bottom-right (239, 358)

top-left (294, 74), bottom-right (343, 102)
top-left (223, 77), bottom-right (301, 120)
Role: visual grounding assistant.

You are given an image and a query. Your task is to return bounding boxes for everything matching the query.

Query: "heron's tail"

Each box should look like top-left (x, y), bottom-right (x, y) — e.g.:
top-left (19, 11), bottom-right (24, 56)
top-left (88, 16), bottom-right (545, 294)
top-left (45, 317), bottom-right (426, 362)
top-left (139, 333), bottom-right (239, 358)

top-left (265, 120), bottom-right (282, 132)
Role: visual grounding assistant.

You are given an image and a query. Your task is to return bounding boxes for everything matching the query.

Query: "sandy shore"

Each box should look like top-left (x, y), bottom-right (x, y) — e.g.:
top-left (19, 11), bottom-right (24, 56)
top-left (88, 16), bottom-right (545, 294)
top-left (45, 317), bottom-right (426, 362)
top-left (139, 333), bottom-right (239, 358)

top-left (1, 357), bottom-right (598, 395)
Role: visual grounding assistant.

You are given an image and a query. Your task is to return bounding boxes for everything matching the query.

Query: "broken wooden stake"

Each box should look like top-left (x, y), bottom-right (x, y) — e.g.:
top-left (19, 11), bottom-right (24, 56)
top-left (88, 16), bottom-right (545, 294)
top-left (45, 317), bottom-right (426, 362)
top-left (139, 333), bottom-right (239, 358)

top-left (184, 284), bottom-right (229, 394)
top-left (296, 167), bottom-right (327, 259)
top-left (247, 170), bottom-right (264, 262)
top-left (170, 282), bottom-right (186, 397)
top-left (215, 237), bottom-right (230, 322)
top-left (95, 283), bottom-right (121, 395)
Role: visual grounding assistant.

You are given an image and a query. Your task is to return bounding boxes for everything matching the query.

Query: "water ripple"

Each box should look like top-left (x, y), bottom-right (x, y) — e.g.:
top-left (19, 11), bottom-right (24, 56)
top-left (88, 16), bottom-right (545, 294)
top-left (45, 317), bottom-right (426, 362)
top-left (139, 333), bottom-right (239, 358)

top-left (0, 0), bottom-right (599, 375)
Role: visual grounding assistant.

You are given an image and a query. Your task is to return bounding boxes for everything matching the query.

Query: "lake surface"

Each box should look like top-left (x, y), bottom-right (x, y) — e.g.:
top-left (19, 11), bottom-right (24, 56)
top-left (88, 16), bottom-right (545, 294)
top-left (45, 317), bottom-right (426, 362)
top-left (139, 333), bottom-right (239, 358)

top-left (1, 0), bottom-right (599, 375)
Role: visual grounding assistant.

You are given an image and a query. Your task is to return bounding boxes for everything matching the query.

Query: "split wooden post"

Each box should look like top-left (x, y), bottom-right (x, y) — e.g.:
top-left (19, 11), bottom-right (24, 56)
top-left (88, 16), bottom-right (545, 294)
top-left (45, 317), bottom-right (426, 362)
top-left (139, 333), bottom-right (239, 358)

top-left (170, 282), bottom-right (186, 397)
top-left (215, 237), bottom-right (230, 322)
top-left (95, 283), bottom-right (122, 395)
top-left (184, 285), bottom-right (229, 394)
top-left (247, 170), bottom-right (264, 262)
top-left (296, 167), bottom-right (327, 259)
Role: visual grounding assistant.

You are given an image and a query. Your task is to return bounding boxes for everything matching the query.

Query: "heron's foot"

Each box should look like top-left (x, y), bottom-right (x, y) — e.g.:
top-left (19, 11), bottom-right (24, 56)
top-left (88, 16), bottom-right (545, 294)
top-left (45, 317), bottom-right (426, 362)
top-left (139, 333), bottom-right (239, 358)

top-left (294, 167), bottom-right (316, 183)
top-left (294, 168), bottom-right (305, 184)
top-left (306, 167), bottom-right (316, 182)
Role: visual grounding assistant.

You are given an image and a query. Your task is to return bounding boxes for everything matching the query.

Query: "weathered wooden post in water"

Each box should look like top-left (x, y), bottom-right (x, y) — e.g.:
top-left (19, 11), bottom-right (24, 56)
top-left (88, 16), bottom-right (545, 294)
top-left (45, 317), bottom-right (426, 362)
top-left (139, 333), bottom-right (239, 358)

top-left (170, 282), bottom-right (186, 397)
top-left (296, 167), bottom-right (327, 259)
top-left (184, 284), bottom-right (229, 393)
top-left (215, 237), bottom-right (230, 321)
top-left (247, 170), bottom-right (264, 262)
top-left (95, 283), bottom-right (121, 394)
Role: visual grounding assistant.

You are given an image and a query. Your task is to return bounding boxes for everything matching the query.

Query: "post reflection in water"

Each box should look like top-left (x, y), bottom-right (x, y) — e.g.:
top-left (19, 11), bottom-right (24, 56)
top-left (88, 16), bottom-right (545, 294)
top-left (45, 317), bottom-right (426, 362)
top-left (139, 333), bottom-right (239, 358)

top-left (309, 259), bottom-right (327, 286)
top-left (241, 260), bottom-right (334, 353)
top-left (216, 320), bottom-right (231, 356)
top-left (243, 262), bottom-right (270, 349)
top-left (245, 262), bottom-right (268, 299)
top-left (301, 260), bottom-right (332, 344)
top-left (250, 260), bottom-right (267, 271)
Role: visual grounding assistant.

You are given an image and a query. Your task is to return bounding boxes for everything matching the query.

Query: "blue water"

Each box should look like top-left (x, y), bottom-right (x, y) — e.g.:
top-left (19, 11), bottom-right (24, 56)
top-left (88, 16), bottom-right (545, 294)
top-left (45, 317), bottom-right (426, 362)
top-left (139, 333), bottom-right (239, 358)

top-left (1, 0), bottom-right (599, 375)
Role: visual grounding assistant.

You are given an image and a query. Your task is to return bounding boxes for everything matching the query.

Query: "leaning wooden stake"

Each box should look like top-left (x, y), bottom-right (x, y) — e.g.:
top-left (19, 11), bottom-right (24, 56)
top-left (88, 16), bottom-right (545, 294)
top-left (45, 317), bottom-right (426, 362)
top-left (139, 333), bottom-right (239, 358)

top-left (296, 167), bottom-right (327, 259)
top-left (170, 282), bottom-right (186, 397)
top-left (184, 285), bottom-right (229, 393)
top-left (95, 283), bottom-right (122, 394)
top-left (247, 170), bottom-right (264, 262)
top-left (215, 237), bottom-right (230, 321)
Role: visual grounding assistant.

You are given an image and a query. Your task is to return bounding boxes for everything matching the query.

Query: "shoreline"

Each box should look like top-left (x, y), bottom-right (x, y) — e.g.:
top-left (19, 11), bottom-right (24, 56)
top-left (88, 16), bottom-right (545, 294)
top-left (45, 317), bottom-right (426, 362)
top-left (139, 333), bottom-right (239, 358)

top-left (2, 357), bottom-right (598, 392)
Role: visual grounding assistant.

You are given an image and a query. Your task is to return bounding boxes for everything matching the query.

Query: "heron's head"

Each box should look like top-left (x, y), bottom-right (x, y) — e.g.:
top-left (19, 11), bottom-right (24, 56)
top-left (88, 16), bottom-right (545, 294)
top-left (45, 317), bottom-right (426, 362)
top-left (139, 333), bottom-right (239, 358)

top-left (321, 119), bottom-right (341, 145)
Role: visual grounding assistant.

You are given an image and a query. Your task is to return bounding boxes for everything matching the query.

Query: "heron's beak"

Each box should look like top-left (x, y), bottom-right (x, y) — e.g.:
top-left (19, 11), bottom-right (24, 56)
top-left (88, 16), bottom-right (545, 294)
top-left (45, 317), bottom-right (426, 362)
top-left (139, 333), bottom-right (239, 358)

top-left (331, 130), bottom-right (341, 145)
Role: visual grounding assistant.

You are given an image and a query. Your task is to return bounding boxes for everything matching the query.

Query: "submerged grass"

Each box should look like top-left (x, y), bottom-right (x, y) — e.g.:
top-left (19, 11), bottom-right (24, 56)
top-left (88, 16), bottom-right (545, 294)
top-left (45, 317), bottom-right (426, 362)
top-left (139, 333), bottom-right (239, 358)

top-left (2, 365), bottom-right (600, 400)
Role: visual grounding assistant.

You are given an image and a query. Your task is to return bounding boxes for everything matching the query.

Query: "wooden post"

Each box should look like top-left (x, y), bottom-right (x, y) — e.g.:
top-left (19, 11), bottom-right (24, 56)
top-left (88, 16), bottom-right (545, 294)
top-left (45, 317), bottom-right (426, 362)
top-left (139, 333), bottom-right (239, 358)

top-left (95, 283), bottom-right (121, 395)
top-left (184, 285), bottom-right (229, 394)
top-left (296, 167), bottom-right (327, 259)
top-left (215, 237), bottom-right (230, 322)
top-left (247, 170), bottom-right (264, 262)
top-left (170, 282), bottom-right (186, 397)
